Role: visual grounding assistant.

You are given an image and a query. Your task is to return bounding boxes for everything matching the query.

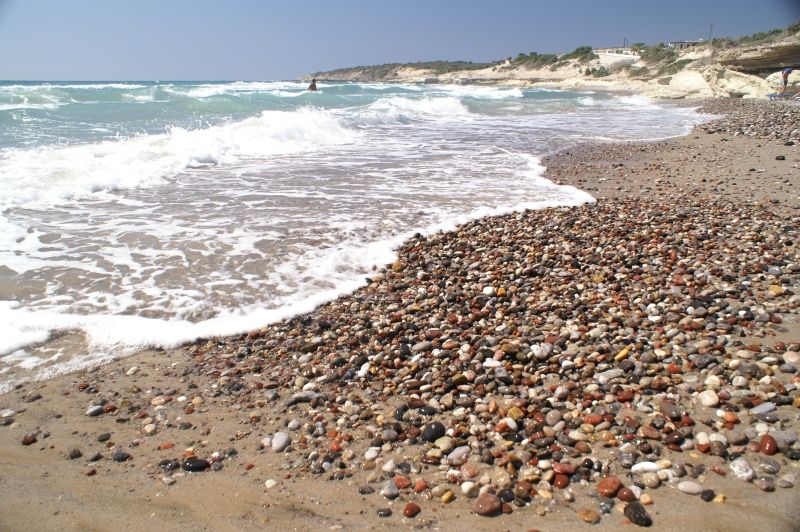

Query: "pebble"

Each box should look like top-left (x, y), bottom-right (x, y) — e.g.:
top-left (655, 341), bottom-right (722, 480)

top-left (596, 475), bottom-right (622, 497)
top-left (677, 480), bottom-right (704, 495)
top-left (578, 508), bottom-right (601, 524)
top-left (698, 390), bottom-right (719, 407)
top-left (421, 421), bottom-right (446, 442)
top-left (759, 434), bottom-right (778, 455)
top-left (631, 462), bottom-right (660, 474)
top-left (754, 477), bottom-right (775, 492)
top-left (461, 481), bottom-right (479, 498)
top-left (730, 457), bottom-right (754, 481)
top-left (447, 445), bottom-right (470, 465)
top-left (472, 492), bottom-right (501, 516)
top-left (86, 405), bottom-right (104, 417)
top-left (403, 502), bottom-right (421, 518)
top-left (112, 451), bottom-right (132, 462)
top-left (271, 432), bottom-right (291, 453)
top-left (182, 458), bottom-right (210, 472)
top-left (380, 479), bottom-right (399, 499)
top-left (624, 501), bottom-right (653, 527)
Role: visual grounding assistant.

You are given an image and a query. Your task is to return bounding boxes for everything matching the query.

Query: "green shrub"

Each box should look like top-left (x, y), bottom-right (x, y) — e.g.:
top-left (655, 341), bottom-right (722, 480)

top-left (561, 46), bottom-right (595, 61)
top-left (661, 59), bottom-right (692, 76)
top-left (639, 44), bottom-right (677, 64)
top-left (627, 66), bottom-right (650, 78)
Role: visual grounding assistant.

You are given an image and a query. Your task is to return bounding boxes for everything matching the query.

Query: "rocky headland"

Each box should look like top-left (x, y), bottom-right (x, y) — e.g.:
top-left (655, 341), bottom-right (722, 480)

top-left (309, 26), bottom-right (800, 99)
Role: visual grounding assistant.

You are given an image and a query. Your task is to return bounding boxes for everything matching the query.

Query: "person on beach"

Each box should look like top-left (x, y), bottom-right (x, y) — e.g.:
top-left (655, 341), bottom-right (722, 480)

top-left (308, 78), bottom-right (318, 91)
top-left (780, 67), bottom-right (793, 94)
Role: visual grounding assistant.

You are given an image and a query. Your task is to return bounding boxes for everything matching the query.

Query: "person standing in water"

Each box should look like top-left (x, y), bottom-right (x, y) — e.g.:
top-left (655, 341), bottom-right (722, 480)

top-left (308, 78), bottom-right (318, 91)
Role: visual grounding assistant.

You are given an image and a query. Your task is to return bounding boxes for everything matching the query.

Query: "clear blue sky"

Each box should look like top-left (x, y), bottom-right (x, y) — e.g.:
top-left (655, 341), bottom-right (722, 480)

top-left (1, 0), bottom-right (798, 80)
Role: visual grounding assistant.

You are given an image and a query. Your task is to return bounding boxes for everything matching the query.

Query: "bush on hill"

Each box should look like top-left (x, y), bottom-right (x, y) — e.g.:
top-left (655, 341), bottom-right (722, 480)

top-left (561, 46), bottom-right (597, 62)
top-left (660, 58), bottom-right (693, 76)
top-left (513, 52), bottom-right (559, 68)
top-left (639, 44), bottom-right (677, 64)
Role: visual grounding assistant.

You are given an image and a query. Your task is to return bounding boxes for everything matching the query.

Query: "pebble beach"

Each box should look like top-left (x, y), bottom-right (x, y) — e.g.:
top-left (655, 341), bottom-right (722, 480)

top-left (1, 99), bottom-right (799, 531)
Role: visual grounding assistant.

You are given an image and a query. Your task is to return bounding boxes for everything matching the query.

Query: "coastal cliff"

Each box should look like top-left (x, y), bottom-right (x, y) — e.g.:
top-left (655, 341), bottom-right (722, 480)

top-left (309, 25), bottom-right (800, 99)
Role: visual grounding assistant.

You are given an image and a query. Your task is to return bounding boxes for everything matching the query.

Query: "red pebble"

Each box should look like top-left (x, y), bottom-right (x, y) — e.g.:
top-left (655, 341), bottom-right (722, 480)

top-left (617, 487), bottom-right (635, 502)
top-left (413, 479), bottom-right (429, 493)
top-left (552, 462), bottom-right (576, 475)
top-left (403, 502), bottom-right (421, 518)
top-left (596, 475), bottom-right (622, 497)
top-left (760, 434), bottom-right (778, 455)
top-left (394, 475), bottom-right (411, 489)
top-left (553, 474), bottom-right (570, 489)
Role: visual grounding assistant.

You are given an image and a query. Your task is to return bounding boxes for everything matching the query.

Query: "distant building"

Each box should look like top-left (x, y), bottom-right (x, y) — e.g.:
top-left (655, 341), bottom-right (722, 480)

top-left (668, 40), bottom-right (704, 50)
top-left (592, 47), bottom-right (641, 67)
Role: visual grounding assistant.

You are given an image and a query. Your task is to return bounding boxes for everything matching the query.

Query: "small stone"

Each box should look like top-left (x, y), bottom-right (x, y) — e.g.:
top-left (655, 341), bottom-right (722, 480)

top-left (447, 445), bottom-right (470, 465)
top-left (760, 434), bottom-right (778, 455)
top-left (265, 479), bottom-right (278, 489)
top-left (403, 502), bottom-right (421, 518)
top-left (617, 487), bottom-right (635, 502)
top-left (730, 457), bottom-right (754, 481)
top-left (677, 480), bottom-right (704, 495)
top-left (699, 489), bottom-right (715, 502)
top-left (421, 421), bottom-right (446, 442)
top-left (754, 477), bottom-right (775, 492)
top-left (596, 475), bottom-right (622, 497)
top-left (472, 492), bottom-right (501, 516)
top-left (68, 449), bottom-right (83, 460)
top-left (376, 508), bottom-right (392, 518)
top-left (182, 458), bottom-right (210, 472)
top-left (578, 508), bottom-right (601, 524)
top-left (86, 405), bottom-right (104, 417)
top-left (21, 433), bottom-right (37, 446)
top-left (112, 451), bottom-right (132, 462)
top-left (380, 479), bottom-right (399, 499)
top-left (271, 432), bottom-right (291, 453)
top-left (698, 390), bottom-right (719, 407)
top-left (162, 476), bottom-right (176, 485)
top-left (631, 461), bottom-right (660, 474)
top-left (624, 501), bottom-right (653, 527)
top-left (641, 472), bottom-right (660, 489)
top-left (461, 481), bottom-right (479, 498)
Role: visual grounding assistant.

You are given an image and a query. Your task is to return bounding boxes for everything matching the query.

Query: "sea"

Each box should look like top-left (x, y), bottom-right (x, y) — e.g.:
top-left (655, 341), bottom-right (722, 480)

top-left (0, 80), bottom-right (710, 392)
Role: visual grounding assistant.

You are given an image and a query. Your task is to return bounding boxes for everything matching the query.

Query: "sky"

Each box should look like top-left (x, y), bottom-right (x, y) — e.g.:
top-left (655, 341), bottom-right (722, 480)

top-left (0, 0), bottom-right (798, 81)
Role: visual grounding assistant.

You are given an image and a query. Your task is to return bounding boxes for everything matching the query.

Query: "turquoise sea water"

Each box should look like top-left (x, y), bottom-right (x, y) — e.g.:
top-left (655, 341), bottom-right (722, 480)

top-left (0, 80), bottom-right (708, 390)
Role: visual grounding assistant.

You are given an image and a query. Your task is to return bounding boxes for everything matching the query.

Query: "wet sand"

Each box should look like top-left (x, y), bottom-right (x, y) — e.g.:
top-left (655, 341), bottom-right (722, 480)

top-left (1, 99), bottom-right (799, 531)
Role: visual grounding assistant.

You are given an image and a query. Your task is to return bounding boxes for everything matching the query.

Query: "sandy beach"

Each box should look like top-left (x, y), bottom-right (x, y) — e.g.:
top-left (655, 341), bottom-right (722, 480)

top-left (1, 98), bottom-right (799, 532)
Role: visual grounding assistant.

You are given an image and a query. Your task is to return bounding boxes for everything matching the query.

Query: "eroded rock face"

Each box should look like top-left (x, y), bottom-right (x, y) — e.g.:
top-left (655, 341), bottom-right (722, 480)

top-left (715, 36), bottom-right (800, 74)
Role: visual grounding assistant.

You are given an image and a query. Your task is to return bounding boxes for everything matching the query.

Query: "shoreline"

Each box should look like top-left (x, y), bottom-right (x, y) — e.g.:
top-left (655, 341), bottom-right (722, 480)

top-left (1, 99), bottom-right (799, 531)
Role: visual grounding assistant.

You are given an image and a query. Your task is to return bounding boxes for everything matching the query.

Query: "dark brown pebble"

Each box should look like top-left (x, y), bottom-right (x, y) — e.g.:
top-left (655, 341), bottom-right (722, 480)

top-left (617, 487), bottom-right (635, 502)
top-left (376, 508), bottom-right (392, 517)
top-left (624, 501), bottom-right (653, 527)
top-left (760, 434), bottom-right (778, 455)
top-left (403, 502), bottom-right (421, 518)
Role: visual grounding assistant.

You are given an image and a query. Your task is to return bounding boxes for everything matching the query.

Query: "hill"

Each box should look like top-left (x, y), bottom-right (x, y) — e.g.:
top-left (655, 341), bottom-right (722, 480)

top-left (308, 22), bottom-right (800, 99)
